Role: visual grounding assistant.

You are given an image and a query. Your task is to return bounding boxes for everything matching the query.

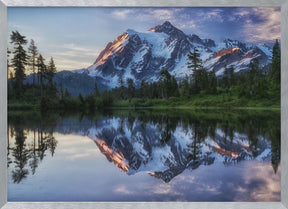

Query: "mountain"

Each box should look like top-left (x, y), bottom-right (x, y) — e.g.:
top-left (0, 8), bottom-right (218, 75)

top-left (54, 115), bottom-right (274, 183)
top-left (24, 71), bottom-right (107, 96)
top-left (73, 21), bottom-right (272, 89)
top-left (22, 21), bottom-right (273, 95)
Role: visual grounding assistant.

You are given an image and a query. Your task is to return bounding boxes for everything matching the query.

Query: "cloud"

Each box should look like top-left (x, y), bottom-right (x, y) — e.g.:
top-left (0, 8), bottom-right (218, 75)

top-left (196, 8), bottom-right (225, 23)
top-left (227, 8), bottom-right (251, 22)
top-left (110, 8), bottom-right (195, 30)
top-left (234, 7), bottom-right (281, 43)
top-left (54, 43), bottom-right (99, 57)
top-left (111, 9), bottom-right (133, 20)
top-left (177, 20), bottom-right (196, 30)
top-left (146, 9), bottom-right (175, 21)
top-left (52, 59), bottom-right (92, 71)
top-left (47, 43), bottom-right (101, 70)
top-left (111, 8), bottom-right (178, 21)
top-left (114, 185), bottom-right (133, 195)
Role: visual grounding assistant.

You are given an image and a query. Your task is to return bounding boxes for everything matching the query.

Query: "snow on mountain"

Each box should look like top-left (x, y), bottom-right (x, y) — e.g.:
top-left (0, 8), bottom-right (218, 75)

top-left (72, 21), bottom-right (272, 89)
top-left (257, 44), bottom-right (273, 57)
top-left (54, 116), bottom-right (273, 183)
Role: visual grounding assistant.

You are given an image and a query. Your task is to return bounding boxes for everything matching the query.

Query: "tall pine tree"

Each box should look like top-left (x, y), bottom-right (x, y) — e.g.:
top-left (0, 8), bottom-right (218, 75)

top-left (10, 31), bottom-right (28, 97)
top-left (208, 70), bottom-right (217, 94)
top-left (37, 54), bottom-right (46, 98)
top-left (127, 78), bottom-right (135, 99)
top-left (28, 39), bottom-right (38, 85)
top-left (46, 57), bottom-right (56, 84)
top-left (94, 83), bottom-right (100, 97)
top-left (270, 39), bottom-right (281, 88)
top-left (187, 47), bottom-right (202, 94)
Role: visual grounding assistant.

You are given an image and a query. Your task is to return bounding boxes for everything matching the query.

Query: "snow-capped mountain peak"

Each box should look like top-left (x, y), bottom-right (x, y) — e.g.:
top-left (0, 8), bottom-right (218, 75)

top-left (74, 21), bottom-right (273, 89)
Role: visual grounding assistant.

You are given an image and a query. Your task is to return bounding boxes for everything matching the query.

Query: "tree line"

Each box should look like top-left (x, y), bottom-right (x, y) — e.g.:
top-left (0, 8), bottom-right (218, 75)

top-left (106, 40), bottom-right (280, 103)
top-left (8, 31), bottom-right (102, 111)
top-left (8, 30), bottom-right (281, 111)
top-left (8, 31), bottom-right (58, 108)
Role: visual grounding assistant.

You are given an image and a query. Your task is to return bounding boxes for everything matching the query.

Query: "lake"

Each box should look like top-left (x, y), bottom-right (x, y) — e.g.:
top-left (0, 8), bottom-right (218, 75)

top-left (7, 109), bottom-right (281, 201)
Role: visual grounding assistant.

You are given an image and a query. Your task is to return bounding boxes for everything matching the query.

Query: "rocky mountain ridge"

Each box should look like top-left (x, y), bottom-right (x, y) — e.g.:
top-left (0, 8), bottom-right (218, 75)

top-left (74, 21), bottom-right (272, 88)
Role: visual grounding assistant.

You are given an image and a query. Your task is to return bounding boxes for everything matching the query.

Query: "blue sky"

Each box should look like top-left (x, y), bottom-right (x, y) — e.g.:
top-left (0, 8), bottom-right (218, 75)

top-left (8, 7), bottom-right (280, 71)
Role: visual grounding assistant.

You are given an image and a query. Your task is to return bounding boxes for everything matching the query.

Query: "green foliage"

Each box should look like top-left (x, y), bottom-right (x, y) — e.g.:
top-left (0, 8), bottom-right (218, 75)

top-left (187, 47), bottom-right (202, 72)
top-left (10, 31), bottom-right (28, 98)
top-left (127, 78), bottom-right (135, 99)
top-left (8, 32), bottom-right (280, 112)
top-left (40, 96), bottom-right (59, 111)
top-left (94, 83), bottom-right (100, 97)
top-left (270, 39), bottom-right (281, 86)
top-left (102, 91), bottom-right (114, 106)
top-left (179, 76), bottom-right (190, 98)
top-left (46, 57), bottom-right (57, 84)
top-left (159, 69), bottom-right (179, 99)
top-left (207, 70), bottom-right (217, 94)
top-left (85, 95), bottom-right (96, 111)
top-left (27, 39), bottom-right (38, 85)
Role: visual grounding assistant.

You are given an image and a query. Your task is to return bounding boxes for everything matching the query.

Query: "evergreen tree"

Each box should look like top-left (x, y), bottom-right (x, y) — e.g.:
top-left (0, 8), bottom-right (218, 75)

top-left (7, 48), bottom-right (15, 99)
top-left (78, 93), bottom-right (84, 104)
top-left (188, 122), bottom-right (202, 164)
top-left (11, 126), bottom-right (29, 183)
top-left (222, 65), bottom-right (230, 89)
top-left (118, 77), bottom-right (125, 99)
top-left (230, 66), bottom-right (236, 87)
top-left (160, 69), bottom-right (173, 99)
top-left (127, 78), bottom-right (135, 99)
top-left (237, 72), bottom-right (249, 98)
top-left (64, 88), bottom-right (71, 98)
top-left (198, 68), bottom-right (208, 92)
top-left (208, 70), bottom-right (217, 94)
top-left (46, 57), bottom-right (56, 84)
top-left (270, 39), bottom-right (281, 88)
top-left (7, 48), bottom-right (12, 78)
top-left (59, 83), bottom-right (64, 99)
top-left (140, 80), bottom-right (148, 98)
top-left (94, 83), bottom-right (100, 97)
top-left (180, 76), bottom-right (190, 98)
top-left (27, 39), bottom-right (38, 85)
top-left (37, 54), bottom-right (46, 98)
top-left (10, 31), bottom-right (28, 97)
top-left (248, 59), bottom-right (260, 96)
top-left (187, 47), bottom-right (202, 72)
top-left (171, 76), bottom-right (179, 97)
top-left (187, 47), bottom-right (202, 94)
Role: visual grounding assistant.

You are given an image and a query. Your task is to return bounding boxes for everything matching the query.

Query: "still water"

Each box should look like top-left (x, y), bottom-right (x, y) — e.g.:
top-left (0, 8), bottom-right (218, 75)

top-left (7, 109), bottom-right (281, 201)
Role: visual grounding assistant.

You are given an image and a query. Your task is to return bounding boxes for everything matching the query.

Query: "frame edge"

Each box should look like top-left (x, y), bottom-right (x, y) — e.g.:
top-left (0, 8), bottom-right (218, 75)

top-left (1, 0), bottom-right (287, 209)
top-left (0, 0), bottom-right (7, 208)
top-left (1, 0), bottom-right (287, 7)
top-left (281, 0), bottom-right (288, 208)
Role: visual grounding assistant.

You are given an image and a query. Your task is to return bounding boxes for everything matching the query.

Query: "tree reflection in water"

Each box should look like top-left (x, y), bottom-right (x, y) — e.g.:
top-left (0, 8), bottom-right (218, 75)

top-left (8, 113), bottom-right (58, 183)
top-left (8, 109), bottom-right (280, 184)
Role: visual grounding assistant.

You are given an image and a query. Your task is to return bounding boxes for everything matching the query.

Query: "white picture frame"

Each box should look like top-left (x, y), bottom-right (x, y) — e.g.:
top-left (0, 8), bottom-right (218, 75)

top-left (0, 0), bottom-right (287, 208)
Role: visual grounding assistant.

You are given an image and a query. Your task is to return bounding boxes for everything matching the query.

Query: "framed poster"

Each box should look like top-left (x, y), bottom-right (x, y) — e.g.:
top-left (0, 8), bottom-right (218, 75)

top-left (0, 0), bottom-right (287, 209)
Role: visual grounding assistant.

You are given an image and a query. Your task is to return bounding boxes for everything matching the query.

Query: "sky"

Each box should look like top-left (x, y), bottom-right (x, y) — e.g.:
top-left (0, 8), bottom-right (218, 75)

top-left (8, 7), bottom-right (281, 72)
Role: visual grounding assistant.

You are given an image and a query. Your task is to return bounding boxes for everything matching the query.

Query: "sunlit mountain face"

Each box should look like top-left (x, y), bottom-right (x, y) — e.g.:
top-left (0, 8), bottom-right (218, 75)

top-left (21, 21), bottom-right (275, 96)
top-left (23, 21), bottom-right (275, 95)
top-left (72, 21), bottom-right (272, 89)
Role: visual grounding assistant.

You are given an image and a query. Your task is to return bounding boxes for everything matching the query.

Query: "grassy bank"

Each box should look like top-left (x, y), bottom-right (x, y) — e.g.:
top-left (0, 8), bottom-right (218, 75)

top-left (108, 93), bottom-right (280, 110)
top-left (8, 92), bottom-right (280, 112)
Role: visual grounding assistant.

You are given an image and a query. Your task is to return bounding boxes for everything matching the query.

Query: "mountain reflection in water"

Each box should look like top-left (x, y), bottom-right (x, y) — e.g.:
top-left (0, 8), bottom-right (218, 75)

top-left (7, 109), bottom-right (281, 201)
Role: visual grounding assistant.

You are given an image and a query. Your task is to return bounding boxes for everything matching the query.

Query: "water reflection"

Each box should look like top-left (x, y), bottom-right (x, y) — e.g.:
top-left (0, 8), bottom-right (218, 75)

top-left (7, 109), bottom-right (281, 201)
top-left (86, 110), bottom-right (280, 183)
top-left (8, 114), bottom-right (58, 183)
